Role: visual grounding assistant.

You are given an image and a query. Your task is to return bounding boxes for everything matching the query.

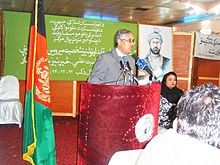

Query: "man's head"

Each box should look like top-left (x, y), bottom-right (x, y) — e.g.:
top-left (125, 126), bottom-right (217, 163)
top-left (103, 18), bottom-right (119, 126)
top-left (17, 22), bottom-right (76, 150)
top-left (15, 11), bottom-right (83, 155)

top-left (114, 29), bottom-right (135, 55)
top-left (148, 31), bottom-right (163, 55)
top-left (177, 83), bottom-right (220, 148)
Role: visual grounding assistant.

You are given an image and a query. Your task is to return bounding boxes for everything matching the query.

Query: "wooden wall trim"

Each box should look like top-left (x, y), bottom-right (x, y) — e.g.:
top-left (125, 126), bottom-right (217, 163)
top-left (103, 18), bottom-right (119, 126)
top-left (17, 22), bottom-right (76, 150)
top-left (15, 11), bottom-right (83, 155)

top-left (199, 77), bottom-right (219, 80)
top-left (173, 31), bottom-right (193, 36)
top-left (72, 81), bottom-right (77, 117)
top-left (188, 32), bottom-right (195, 90)
top-left (52, 112), bottom-right (75, 117)
top-left (178, 77), bottom-right (189, 81)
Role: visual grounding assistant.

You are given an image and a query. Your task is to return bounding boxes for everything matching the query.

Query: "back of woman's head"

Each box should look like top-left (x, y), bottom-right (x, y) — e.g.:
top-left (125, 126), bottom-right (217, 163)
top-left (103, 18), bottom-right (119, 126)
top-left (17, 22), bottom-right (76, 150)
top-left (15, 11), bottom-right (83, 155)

top-left (177, 83), bottom-right (220, 148)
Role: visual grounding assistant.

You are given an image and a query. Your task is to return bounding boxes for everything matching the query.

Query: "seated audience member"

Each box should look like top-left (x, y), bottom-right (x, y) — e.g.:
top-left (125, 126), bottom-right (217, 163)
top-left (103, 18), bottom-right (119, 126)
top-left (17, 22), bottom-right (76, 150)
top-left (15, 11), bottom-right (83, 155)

top-left (161, 71), bottom-right (183, 104)
top-left (159, 71), bottom-right (184, 129)
top-left (136, 83), bottom-right (220, 165)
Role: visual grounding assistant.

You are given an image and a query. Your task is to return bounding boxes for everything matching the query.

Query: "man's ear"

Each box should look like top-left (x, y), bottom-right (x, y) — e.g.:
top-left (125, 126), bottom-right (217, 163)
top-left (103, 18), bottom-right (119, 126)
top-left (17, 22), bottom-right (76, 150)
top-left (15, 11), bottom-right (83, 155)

top-left (117, 38), bottom-right (122, 45)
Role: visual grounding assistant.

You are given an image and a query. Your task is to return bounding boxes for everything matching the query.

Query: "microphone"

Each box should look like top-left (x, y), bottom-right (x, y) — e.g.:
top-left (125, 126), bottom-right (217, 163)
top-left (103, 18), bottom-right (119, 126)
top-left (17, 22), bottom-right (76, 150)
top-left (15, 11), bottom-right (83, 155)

top-left (117, 56), bottom-right (130, 72)
top-left (123, 56), bottom-right (139, 84)
top-left (136, 58), bottom-right (153, 75)
top-left (136, 58), bottom-right (164, 81)
top-left (120, 61), bottom-right (125, 70)
top-left (132, 54), bottom-right (139, 62)
top-left (126, 61), bottom-right (131, 71)
top-left (123, 56), bottom-right (131, 72)
top-left (117, 56), bottom-right (125, 71)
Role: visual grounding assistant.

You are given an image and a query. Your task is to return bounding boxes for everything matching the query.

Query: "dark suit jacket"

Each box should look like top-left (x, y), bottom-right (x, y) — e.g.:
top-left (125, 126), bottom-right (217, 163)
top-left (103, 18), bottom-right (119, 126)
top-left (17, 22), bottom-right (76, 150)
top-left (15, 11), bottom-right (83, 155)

top-left (87, 48), bottom-right (137, 85)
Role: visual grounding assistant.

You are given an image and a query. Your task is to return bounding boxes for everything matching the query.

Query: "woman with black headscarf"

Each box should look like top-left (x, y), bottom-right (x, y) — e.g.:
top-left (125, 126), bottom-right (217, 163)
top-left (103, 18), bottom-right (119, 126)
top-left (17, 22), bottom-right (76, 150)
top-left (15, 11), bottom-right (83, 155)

top-left (159, 71), bottom-right (184, 129)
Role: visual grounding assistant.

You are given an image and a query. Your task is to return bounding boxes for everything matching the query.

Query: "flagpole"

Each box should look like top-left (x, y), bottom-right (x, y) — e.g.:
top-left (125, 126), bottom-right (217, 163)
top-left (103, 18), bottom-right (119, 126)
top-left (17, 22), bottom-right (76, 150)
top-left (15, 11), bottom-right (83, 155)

top-left (23, 0), bottom-right (38, 164)
top-left (31, 0), bottom-right (38, 148)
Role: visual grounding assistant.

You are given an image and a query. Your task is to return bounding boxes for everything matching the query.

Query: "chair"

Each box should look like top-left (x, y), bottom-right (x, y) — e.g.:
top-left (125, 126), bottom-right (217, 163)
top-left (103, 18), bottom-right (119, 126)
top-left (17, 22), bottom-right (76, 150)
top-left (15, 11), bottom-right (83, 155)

top-left (0, 75), bottom-right (23, 127)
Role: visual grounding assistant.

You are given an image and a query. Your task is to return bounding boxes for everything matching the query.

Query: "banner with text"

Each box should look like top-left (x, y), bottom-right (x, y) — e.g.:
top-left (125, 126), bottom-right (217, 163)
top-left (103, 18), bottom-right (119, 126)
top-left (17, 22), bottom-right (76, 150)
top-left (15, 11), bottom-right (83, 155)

top-left (194, 32), bottom-right (220, 60)
top-left (4, 11), bottom-right (137, 80)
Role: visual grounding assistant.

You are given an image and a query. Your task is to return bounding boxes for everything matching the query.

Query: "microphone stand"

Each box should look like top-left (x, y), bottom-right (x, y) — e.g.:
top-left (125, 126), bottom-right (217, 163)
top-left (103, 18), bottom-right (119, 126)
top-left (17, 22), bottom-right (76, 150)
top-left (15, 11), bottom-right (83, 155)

top-left (116, 68), bottom-right (126, 85)
top-left (124, 61), bottom-right (138, 85)
top-left (126, 70), bottom-right (138, 85)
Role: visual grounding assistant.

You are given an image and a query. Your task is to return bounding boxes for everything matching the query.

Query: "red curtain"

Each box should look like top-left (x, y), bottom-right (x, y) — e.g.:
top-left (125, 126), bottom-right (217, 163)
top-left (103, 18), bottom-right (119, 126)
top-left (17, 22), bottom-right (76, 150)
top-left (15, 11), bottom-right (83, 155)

top-left (77, 82), bottom-right (161, 165)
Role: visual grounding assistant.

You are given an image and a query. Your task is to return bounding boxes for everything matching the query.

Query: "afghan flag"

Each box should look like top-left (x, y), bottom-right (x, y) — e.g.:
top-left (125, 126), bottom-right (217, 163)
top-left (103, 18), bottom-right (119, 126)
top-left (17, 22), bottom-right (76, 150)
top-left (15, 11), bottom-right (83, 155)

top-left (22, 0), bottom-right (56, 164)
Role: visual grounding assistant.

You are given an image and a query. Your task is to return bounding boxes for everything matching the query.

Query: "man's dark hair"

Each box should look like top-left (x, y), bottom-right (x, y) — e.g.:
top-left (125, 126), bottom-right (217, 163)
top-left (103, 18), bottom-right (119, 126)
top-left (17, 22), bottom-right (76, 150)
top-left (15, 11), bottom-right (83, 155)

top-left (177, 83), bottom-right (220, 148)
top-left (114, 29), bottom-right (132, 47)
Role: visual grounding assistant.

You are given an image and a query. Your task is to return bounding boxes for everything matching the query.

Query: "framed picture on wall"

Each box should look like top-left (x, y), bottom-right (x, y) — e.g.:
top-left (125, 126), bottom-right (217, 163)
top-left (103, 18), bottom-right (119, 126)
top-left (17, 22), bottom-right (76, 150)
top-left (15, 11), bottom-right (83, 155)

top-left (138, 24), bottom-right (173, 75)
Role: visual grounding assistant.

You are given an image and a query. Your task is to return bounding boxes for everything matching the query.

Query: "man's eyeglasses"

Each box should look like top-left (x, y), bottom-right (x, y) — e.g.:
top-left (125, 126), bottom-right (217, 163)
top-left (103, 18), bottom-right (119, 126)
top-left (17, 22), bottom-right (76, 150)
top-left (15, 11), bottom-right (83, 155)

top-left (121, 38), bottom-right (136, 44)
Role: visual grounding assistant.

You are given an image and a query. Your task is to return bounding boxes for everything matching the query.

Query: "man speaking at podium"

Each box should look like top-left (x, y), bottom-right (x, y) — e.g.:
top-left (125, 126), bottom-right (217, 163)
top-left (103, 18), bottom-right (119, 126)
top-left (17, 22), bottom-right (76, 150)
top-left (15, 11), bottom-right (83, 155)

top-left (87, 29), bottom-right (138, 85)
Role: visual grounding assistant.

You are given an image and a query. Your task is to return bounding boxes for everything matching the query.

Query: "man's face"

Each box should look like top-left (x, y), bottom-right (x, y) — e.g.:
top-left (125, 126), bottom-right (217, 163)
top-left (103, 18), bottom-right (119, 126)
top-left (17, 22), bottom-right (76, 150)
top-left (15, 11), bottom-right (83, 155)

top-left (149, 38), bottom-right (162, 55)
top-left (117, 33), bottom-right (135, 55)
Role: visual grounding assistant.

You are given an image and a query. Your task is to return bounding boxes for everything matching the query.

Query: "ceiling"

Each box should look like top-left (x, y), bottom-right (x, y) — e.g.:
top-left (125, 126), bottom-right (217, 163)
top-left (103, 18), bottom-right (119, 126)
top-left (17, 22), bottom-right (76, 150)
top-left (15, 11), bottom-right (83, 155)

top-left (0, 0), bottom-right (220, 26)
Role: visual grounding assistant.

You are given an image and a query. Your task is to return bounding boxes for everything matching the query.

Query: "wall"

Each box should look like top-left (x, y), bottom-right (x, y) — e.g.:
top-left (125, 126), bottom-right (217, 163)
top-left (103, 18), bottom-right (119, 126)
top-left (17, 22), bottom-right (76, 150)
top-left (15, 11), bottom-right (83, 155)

top-left (4, 12), bottom-right (220, 117)
top-left (3, 11), bottom-right (137, 117)
top-left (173, 31), bottom-right (220, 88)
top-left (0, 12), bottom-right (4, 76)
top-left (19, 80), bottom-right (77, 117)
top-left (193, 58), bottom-right (220, 86)
top-left (16, 30), bottom-right (220, 117)
top-left (173, 32), bottom-right (194, 92)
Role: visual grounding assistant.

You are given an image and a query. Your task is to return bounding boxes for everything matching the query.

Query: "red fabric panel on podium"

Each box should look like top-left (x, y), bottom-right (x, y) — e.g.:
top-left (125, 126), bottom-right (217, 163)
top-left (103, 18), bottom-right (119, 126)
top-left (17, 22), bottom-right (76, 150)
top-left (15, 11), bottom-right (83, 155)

top-left (77, 82), bottom-right (161, 165)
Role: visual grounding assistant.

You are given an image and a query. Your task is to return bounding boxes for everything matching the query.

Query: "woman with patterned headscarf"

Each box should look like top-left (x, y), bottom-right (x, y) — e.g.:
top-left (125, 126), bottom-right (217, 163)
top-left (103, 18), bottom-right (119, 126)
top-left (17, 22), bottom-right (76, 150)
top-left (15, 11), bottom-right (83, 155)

top-left (159, 71), bottom-right (184, 129)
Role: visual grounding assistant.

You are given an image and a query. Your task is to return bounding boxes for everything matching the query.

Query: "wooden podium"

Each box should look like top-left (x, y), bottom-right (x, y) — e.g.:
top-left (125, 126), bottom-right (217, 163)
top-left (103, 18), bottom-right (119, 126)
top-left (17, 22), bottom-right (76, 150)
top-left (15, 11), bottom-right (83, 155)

top-left (77, 82), bottom-right (161, 165)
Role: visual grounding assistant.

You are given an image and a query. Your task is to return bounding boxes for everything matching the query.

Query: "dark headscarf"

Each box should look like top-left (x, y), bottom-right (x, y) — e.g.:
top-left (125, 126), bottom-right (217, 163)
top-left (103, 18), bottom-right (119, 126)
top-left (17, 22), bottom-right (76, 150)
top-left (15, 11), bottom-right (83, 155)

top-left (161, 71), bottom-right (183, 104)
